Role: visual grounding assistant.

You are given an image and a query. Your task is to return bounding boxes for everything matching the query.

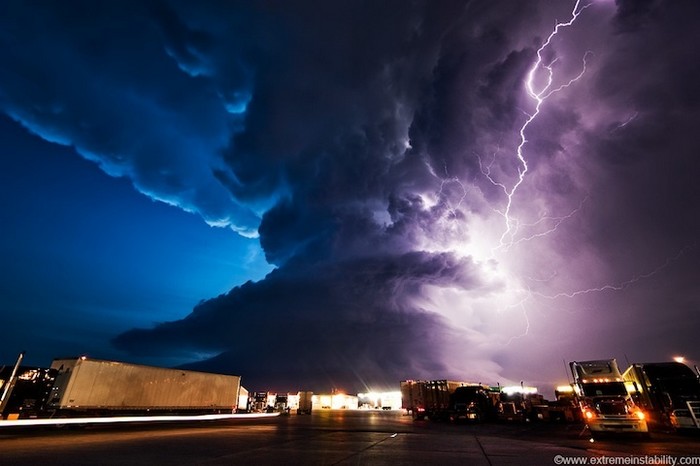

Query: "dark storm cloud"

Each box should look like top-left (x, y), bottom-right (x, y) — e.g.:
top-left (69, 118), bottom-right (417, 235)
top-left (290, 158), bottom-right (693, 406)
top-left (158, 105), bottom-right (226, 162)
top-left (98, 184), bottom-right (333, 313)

top-left (114, 250), bottom-right (483, 391)
top-left (0, 0), bottom-right (260, 235)
top-left (582, 0), bottom-right (700, 254)
top-left (107, 0), bottom-right (553, 389)
top-left (1, 0), bottom-right (579, 388)
top-left (4, 0), bottom-right (699, 392)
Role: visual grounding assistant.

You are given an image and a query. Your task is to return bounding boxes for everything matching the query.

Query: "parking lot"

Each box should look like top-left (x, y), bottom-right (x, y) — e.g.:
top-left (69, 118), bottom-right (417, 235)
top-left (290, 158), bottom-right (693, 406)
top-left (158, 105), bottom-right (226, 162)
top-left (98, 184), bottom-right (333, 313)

top-left (1, 410), bottom-right (699, 465)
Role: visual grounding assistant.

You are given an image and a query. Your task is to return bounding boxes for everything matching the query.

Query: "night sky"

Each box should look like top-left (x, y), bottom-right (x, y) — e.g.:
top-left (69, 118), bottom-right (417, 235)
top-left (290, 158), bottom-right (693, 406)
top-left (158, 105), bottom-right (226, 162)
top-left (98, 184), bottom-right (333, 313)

top-left (1, 0), bottom-right (699, 394)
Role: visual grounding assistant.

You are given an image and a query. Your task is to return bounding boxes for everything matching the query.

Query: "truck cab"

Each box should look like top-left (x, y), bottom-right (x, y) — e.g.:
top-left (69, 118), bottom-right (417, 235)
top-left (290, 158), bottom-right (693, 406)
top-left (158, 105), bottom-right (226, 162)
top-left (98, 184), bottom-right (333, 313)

top-left (450, 385), bottom-right (496, 422)
top-left (623, 362), bottom-right (700, 430)
top-left (570, 360), bottom-right (648, 435)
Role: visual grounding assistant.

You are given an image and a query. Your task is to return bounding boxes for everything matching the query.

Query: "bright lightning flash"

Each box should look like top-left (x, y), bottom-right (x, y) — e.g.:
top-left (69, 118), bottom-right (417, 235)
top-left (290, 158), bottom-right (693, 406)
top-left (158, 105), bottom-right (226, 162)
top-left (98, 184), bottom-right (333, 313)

top-left (418, 1), bottom-right (594, 346)
top-left (497, 0), bottom-right (592, 250)
top-left (419, 1), bottom-right (681, 351)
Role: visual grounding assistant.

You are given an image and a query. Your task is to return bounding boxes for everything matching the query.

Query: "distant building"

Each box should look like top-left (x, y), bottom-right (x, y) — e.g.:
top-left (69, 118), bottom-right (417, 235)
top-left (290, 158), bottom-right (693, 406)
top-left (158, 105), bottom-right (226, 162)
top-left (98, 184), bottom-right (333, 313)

top-left (313, 393), bottom-right (358, 410)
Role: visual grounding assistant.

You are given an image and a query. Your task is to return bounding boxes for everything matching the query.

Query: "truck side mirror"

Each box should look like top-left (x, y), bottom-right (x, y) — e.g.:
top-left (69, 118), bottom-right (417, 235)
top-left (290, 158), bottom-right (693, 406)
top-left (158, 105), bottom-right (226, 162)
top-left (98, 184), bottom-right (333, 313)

top-left (662, 392), bottom-right (672, 409)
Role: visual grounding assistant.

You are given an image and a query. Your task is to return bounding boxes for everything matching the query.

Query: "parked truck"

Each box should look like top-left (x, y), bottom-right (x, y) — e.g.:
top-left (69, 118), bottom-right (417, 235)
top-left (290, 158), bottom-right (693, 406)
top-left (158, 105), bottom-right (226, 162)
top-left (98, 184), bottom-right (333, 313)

top-left (1, 353), bottom-right (57, 420)
top-left (46, 357), bottom-right (241, 417)
top-left (297, 391), bottom-right (313, 415)
top-left (272, 393), bottom-right (290, 414)
top-left (451, 384), bottom-right (498, 421)
top-left (250, 391), bottom-right (269, 413)
top-left (401, 379), bottom-right (452, 420)
top-left (570, 359), bottom-right (648, 436)
top-left (497, 385), bottom-right (543, 422)
top-left (623, 362), bottom-right (700, 430)
top-left (547, 385), bottom-right (581, 423)
top-left (2, 354), bottom-right (242, 419)
top-left (237, 386), bottom-right (249, 413)
top-left (401, 380), bottom-right (427, 419)
top-left (400, 380), bottom-right (496, 421)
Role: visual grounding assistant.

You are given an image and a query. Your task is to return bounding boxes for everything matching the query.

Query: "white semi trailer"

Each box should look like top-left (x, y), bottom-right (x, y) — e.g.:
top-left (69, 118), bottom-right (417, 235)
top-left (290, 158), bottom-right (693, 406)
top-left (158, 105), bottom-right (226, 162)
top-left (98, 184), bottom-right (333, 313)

top-left (45, 357), bottom-right (241, 416)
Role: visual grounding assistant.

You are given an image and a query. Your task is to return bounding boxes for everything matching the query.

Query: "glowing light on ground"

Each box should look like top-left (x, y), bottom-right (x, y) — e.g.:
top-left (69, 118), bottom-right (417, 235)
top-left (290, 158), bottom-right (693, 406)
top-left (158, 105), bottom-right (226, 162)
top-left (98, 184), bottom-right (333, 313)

top-left (0, 412), bottom-right (279, 428)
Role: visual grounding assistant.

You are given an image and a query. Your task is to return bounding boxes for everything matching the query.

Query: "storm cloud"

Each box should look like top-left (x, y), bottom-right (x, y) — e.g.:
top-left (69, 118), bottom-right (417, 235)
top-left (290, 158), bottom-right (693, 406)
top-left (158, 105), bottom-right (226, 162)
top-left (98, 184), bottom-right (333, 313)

top-left (2, 0), bottom-right (699, 392)
top-left (114, 250), bottom-right (491, 390)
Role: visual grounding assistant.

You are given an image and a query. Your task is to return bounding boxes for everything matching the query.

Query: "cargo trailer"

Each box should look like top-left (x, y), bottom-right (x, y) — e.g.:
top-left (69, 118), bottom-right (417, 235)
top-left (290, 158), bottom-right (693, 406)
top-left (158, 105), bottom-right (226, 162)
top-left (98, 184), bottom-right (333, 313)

top-left (46, 357), bottom-right (241, 416)
top-left (297, 391), bottom-right (313, 415)
top-left (401, 379), bottom-right (494, 421)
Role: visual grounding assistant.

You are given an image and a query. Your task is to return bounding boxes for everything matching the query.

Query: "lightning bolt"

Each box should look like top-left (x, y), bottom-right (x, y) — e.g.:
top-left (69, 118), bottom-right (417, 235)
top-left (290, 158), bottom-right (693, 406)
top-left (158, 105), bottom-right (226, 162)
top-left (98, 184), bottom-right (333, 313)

top-left (488, 0), bottom-right (592, 250)
top-left (534, 245), bottom-right (696, 300)
top-left (610, 111), bottom-right (639, 133)
top-left (477, 148), bottom-right (508, 198)
top-left (480, 0), bottom-right (593, 341)
top-left (503, 291), bottom-right (533, 345)
top-left (468, 2), bottom-right (690, 350)
top-left (504, 195), bottom-right (589, 249)
top-left (423, 1), bottom-right (683, 348)
top-left (500, 246), bottom-right (693, 345)
top-left (437, 163), bottom-right (468, 218)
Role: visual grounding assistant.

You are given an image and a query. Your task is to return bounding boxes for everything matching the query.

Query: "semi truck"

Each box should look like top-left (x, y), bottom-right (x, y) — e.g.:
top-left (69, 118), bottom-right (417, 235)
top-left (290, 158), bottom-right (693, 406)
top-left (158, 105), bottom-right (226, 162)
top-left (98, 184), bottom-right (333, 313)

top-left (297, 391), bottom-right (313, 415)
top-left (570, 359), bottom-right (648, 435)
top-left (46, 357), bottom-right (241, 416)
top-left (272, 393), bottom-right (290, 413)
top-left (451, 384), bottom-right (497, 421)
top-left (622, 362), bottom-right (700, 430)
top-left (400, 380), bottom-right (496, 421)
top-left (1, 354), bottom-right (242, 419)
top-left (548, 385), bottom-right (581, 423)
top-left (237, 386), bottom-right (249, 413)
top-left (0, 354), bottom-right (57, 420)
top-left (401, 380), bottom-right (427, 419)
top-left (250, 392), bottom-right (269, 413)
top-left (497, 385), bottom-right (543, 422)
top-left (401, 379), bottom-right (453, 420)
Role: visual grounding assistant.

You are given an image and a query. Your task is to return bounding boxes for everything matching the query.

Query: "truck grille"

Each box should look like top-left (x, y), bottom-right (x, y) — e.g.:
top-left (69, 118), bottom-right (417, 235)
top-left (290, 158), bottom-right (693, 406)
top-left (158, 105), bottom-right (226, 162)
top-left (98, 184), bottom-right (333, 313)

top-left (596, 400), bottom-right (627, 415)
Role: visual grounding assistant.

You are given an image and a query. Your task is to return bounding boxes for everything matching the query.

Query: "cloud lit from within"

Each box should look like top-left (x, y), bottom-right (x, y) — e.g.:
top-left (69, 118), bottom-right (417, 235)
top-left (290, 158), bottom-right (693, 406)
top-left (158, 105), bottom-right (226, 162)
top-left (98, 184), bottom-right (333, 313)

top-left (1, 0), bottom-right (699, 392)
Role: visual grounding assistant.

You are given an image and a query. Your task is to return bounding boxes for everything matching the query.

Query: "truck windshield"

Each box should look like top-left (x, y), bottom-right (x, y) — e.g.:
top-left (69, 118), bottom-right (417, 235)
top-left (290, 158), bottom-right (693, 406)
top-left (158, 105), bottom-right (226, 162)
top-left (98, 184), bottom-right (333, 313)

top-left (643, 364), bottom-right (700, 395)
top-left (580, 382), bottom-right (627, 397)
top-left (451, 387), bottom-right (483, 403)
top-left (644, 364), bottom-right (698, 382)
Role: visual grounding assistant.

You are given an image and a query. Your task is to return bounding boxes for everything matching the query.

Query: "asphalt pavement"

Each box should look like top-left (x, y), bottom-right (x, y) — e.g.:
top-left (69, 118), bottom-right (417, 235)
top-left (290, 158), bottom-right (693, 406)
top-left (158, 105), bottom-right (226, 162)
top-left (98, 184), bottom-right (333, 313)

top-left (1, 410), bottom-right (698, 465)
